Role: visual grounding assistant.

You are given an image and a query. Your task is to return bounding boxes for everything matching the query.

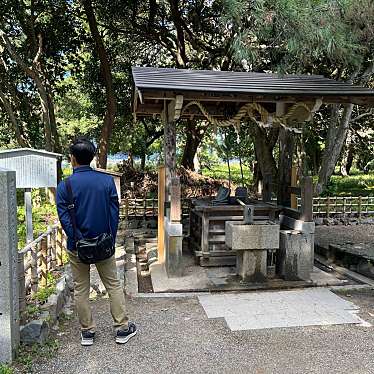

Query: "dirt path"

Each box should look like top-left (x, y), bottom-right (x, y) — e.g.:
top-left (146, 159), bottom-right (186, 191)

top-left (30, 290), bottom-right (374, 374)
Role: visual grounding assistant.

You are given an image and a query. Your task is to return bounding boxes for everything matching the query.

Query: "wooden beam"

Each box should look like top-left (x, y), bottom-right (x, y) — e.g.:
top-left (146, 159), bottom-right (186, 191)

top-left (167, 95), bottom-right (184, 122)
top-left (141, 90), bottom-right (374, 106)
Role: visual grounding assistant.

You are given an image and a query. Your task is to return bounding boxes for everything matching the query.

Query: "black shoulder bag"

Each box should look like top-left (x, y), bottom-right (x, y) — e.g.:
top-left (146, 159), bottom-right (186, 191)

top-left (65, 178), bottom-right (115, 264)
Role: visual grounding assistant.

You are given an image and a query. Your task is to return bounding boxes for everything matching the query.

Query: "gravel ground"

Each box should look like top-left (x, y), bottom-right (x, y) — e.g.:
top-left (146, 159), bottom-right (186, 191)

top-left (30, 289), bottom-right (374, 374)
top-left (315, 224), bottom-right (374, 248)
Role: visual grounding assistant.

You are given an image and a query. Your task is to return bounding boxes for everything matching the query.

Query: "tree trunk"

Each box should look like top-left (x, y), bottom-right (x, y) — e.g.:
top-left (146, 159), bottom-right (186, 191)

top-left (140, 152), bottom-right (146, 170)
top-left (0, 89), bottom-right (29, 147)
top-left (277, 128), bottom-right (294, 206)
top-left (340, 131), bottom-right (355, 176)
top-left (0, 31), bottom-right (55, 151)
top-left (346, 144), bottom-right (355, 175)
top-left (253, 125), bottom-right (278, 181)
top-left (316, 104), bottom-right (353, 195)
top-left (181, 121), bottom-right (205, 170)
top-left (82, 0), bottom-right (117, 169)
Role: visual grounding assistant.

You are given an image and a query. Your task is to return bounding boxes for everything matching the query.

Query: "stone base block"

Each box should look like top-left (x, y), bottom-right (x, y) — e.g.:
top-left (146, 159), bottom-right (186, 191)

top-left (20, 320), bottom-right (49, 345)
top-left (277, 230), bottom-right (313, 281)
top-left (226, 222), bottom-right (280, 250)
top-left (236, 249), bottom-right (267, 282)
top-left (164, 218), bottom-right (183, 278)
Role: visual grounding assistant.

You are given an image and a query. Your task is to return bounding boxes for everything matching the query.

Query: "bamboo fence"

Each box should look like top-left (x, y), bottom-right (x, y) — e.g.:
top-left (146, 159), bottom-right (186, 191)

top-left (18, 224), bottom-right (67, 316)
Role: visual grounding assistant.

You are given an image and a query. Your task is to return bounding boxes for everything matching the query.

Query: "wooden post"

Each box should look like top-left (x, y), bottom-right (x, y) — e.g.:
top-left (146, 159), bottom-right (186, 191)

top-left (326, 197), bottom-right (330, 218)
top-left (18, 252), bottom-right (26, 323)
top-left (290, 166), bottom-right (297, 209)
top-left (40, 237), bottom-right (48, 287)
top-left (262, 173), bottom-right (272, 203)
top-left (31, 244), bottom-right (38, 294)
top-left (358, 196), bottom-right (362, 220)
top-left (50, 228), bottom-right (57, 270)
top-left (170, 177), bottom-right (181, 223)
top-left (125, 198), bottom-right (129, 220)
top-left (25, 188), bottom-right (33, 243)
top-left (300, 176), bottom-right (313, 222)
top-left (143, 194), bottom-right (147, 224)
top-left (56, 226), bottom-right (63, 267)
top-left (158, 166), bottom-right (165, 263)
top-left (164, 118), bottom-right (177, 208)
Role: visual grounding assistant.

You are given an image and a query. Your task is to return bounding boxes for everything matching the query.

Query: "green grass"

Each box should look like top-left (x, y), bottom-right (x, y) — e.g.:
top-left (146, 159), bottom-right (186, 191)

top-left (0, 364), bottom-right (13, 374)
top-left (323, 173), bottom-right (374, 196)
top-left (202, 163), bottom-right (252, 186)
top-left (16, 338), bottom-right (59, 372)
top-left (203, 163), bottom-right (374, 196)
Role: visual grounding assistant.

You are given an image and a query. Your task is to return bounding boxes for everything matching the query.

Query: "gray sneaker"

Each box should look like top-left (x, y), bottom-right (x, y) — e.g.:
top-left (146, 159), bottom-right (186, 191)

top-left (81, 331), bottom-right (95, 346)
top-left (116, 322), bottom-right (137, 344)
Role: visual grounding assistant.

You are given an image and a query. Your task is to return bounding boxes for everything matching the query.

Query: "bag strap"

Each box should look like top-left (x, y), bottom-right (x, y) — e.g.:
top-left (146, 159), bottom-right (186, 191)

top-left (65, 177), bottom-right (79, 243)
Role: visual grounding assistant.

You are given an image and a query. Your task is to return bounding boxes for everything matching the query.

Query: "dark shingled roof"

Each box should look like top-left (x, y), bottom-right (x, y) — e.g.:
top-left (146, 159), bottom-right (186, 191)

top-left (132, 66), bottom-right (374, 104)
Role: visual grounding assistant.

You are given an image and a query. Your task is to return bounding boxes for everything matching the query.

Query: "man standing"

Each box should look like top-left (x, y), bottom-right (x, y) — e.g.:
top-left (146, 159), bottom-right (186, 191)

top-left (56, 137), bottom-right (136, 346)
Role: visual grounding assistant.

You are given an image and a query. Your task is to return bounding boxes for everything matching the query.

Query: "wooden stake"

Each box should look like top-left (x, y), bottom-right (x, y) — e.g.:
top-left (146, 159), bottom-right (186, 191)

top-left (56, 226), bottom-right (63, 266)
top-left (291, 166), bottom-right (297, 209)
top-left (300, 176), bottom-right (313, 222)
top-left (40, 237), bottom-right (48, 287)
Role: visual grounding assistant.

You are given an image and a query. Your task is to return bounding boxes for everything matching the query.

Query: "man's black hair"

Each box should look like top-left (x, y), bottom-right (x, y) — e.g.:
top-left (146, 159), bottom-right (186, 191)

top-left (69, 137), bottom-right (96, 165)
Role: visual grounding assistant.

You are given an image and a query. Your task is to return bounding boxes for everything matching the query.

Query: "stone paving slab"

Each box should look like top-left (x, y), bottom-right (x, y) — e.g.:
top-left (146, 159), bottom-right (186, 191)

top-left (198, 288), bottom-right (367, 331)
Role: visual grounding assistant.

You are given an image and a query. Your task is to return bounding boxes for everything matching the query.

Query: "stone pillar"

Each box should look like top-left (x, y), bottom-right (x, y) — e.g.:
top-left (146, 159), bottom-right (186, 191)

top-left (165, 177), bottom-right (183, 277)
top-left (236, 250), bottom-right (267, 282)
top-left (0, 168), bottom-right (20, 363)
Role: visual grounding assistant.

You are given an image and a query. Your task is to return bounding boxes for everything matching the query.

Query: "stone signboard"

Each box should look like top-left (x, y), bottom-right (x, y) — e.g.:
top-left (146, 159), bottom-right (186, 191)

top-left (0, 168), bottom-right (20, 363)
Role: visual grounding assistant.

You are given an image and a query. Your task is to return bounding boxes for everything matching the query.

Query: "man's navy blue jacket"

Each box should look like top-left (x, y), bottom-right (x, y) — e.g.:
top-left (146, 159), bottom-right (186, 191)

top-left (56, 166), bottom-right (119, 251)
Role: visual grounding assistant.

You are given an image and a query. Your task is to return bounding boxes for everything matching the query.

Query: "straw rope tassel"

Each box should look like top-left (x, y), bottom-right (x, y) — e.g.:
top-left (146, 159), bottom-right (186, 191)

top-left (181, 101), bottom-right (313, 134)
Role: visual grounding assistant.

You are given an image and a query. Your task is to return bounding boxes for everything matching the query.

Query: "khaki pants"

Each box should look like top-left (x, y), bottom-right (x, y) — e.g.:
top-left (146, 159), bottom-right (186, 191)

top-left (68, 251), bottom-right (128, 332)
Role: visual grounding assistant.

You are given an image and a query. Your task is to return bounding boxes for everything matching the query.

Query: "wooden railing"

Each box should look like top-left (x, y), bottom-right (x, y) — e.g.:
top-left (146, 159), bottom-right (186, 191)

top-left (308, 196), bottom-right (374, 217)
top-left (18, 224), bottom-right (67, 315)
top-left (120, 198), bottom-right (191, 220)
top-left (121, 196), bottom-right (374, 220)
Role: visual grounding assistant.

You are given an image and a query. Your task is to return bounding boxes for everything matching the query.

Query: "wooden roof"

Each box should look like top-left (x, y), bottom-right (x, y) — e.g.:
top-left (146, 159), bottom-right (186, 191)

top-left (132, 67), bottom-right (374, 120)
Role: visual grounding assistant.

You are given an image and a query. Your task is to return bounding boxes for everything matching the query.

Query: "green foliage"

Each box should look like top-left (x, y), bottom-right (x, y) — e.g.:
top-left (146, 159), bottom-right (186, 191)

top-left (25, 304), bottom-right (41, 319)
top-left (31, 273), bottom-right (58, 304)
top-left (0, 364), bottom-right (13, 374)
top-left (17, 202), bottom-right (57, 249)
top-left (16, 338), bottom-right (59, 372)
